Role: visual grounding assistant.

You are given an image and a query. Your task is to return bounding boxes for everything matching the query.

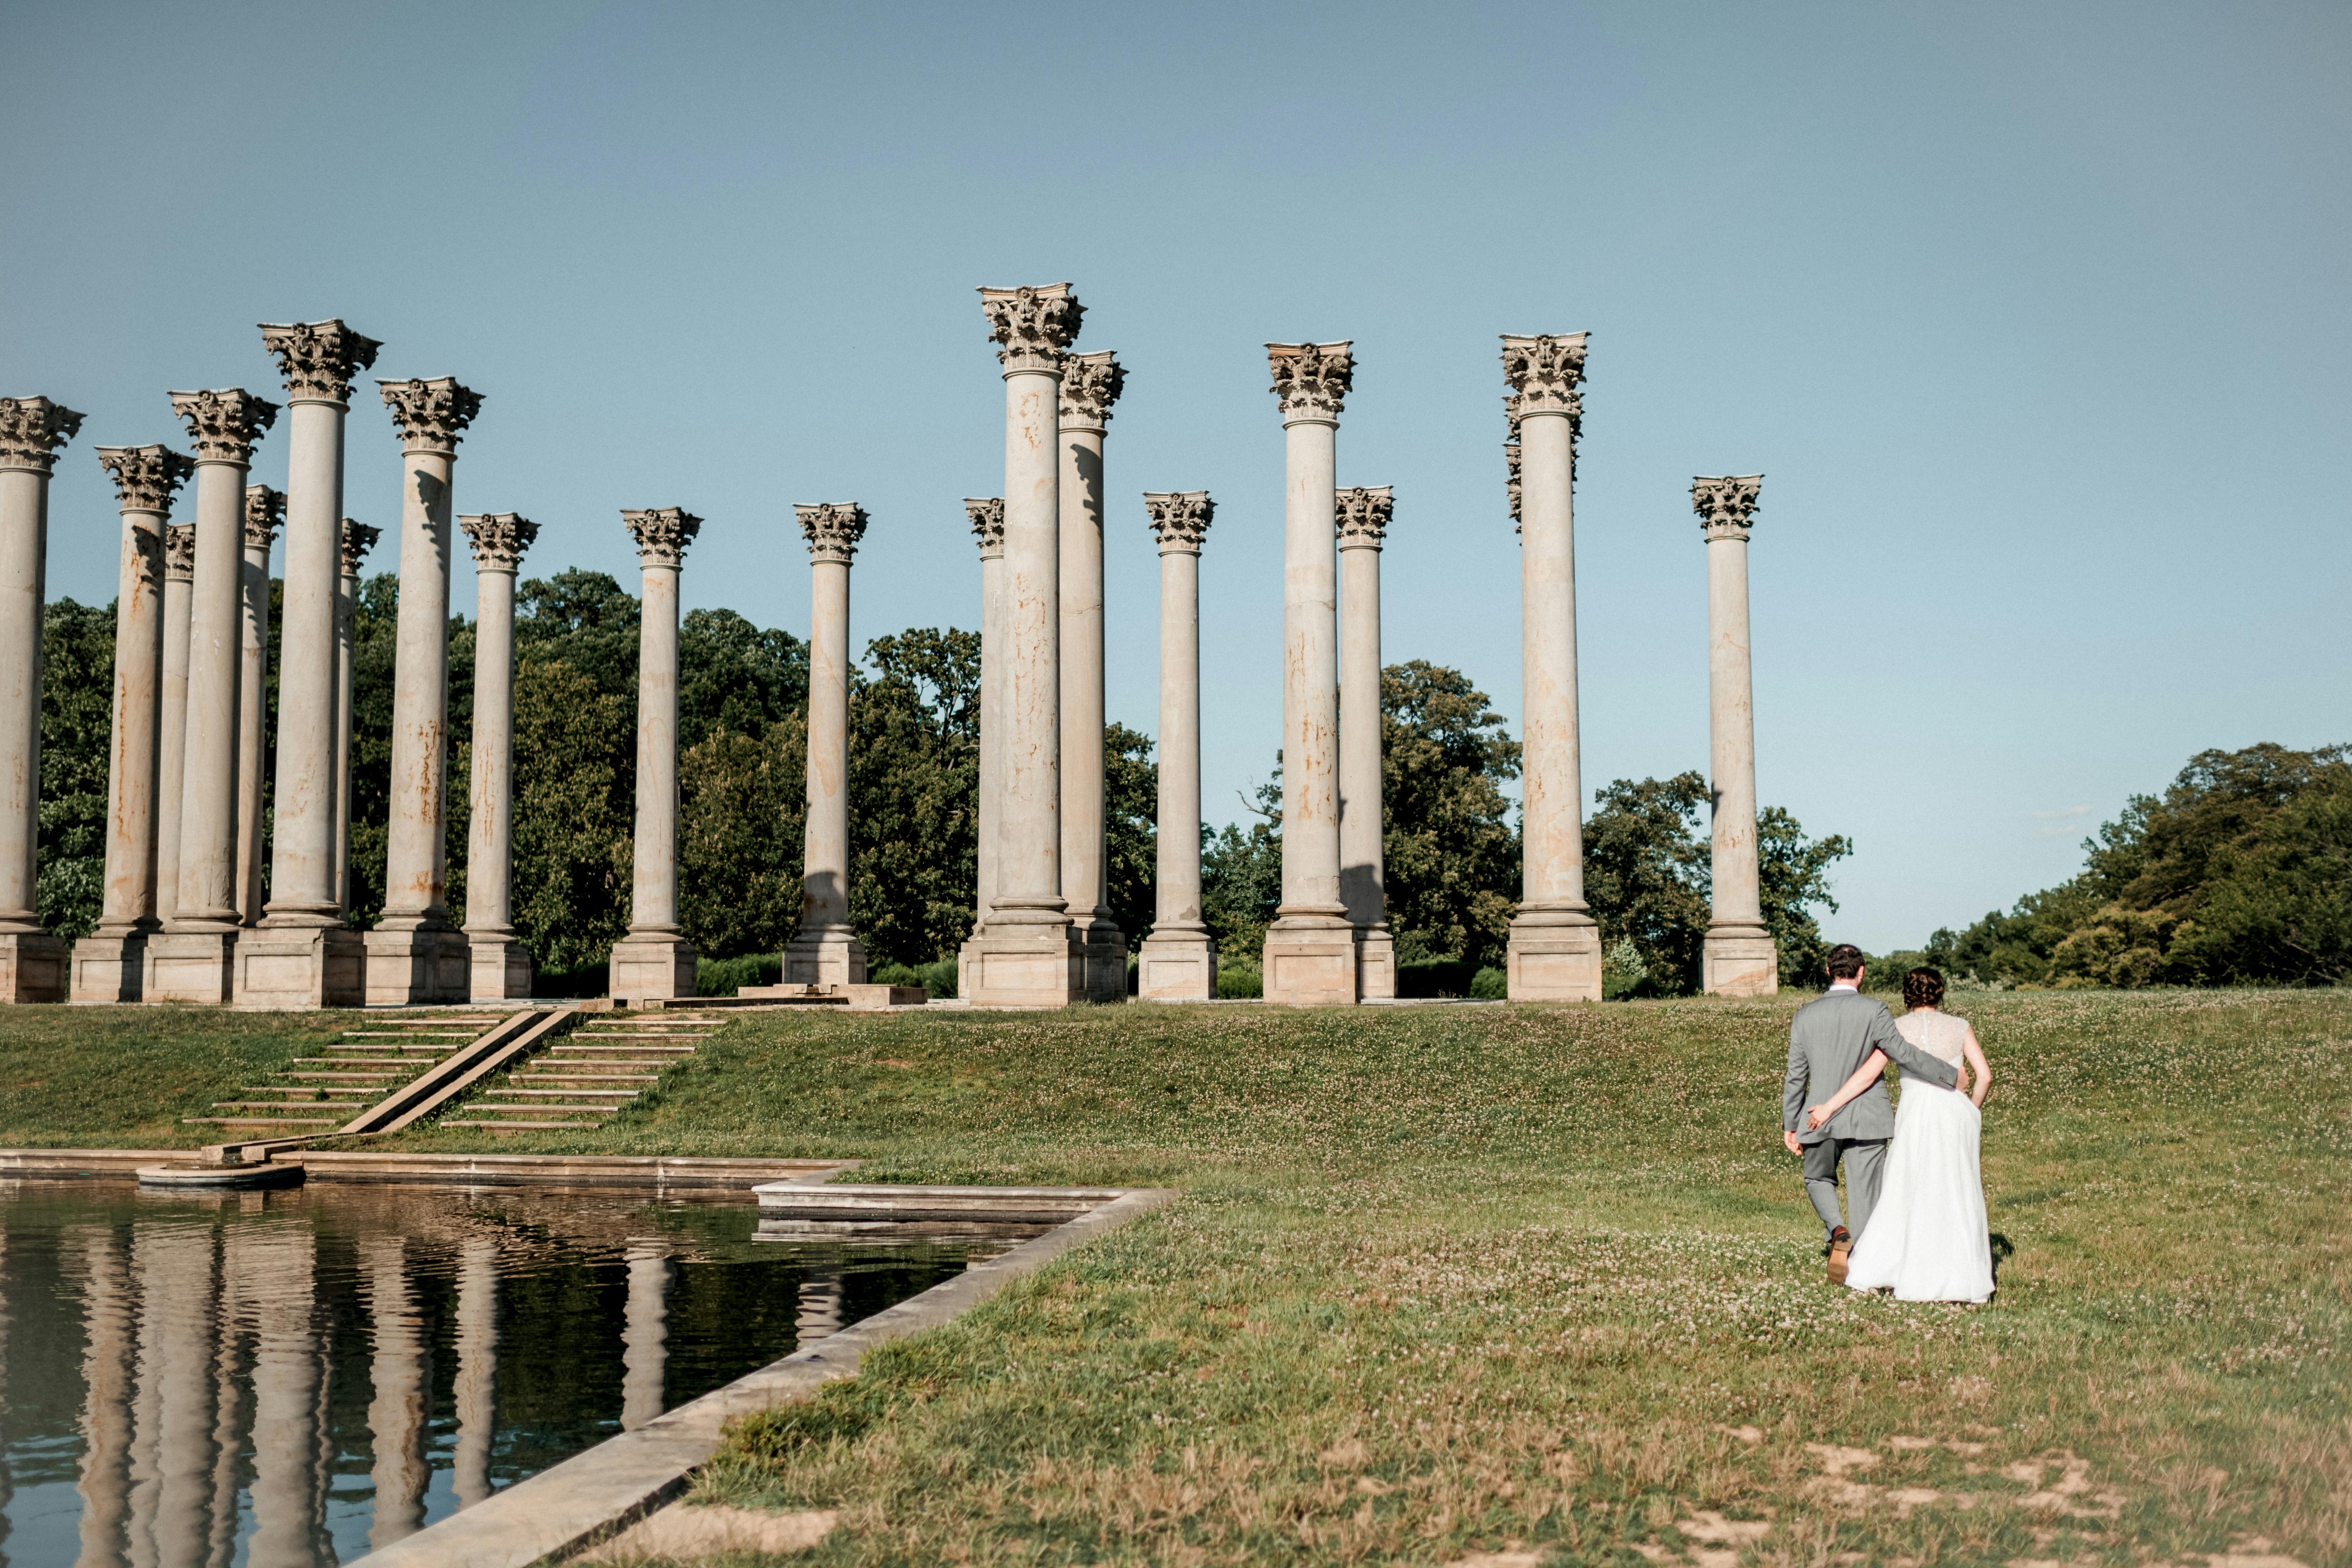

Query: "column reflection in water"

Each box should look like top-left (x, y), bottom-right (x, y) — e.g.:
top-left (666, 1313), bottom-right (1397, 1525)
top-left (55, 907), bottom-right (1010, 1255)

top-left (204, 1250), bottom-right (246, 1568)
top-left (75, 1231), bottom-right (136, 1568)
top-left (147, 1223), bottom-right (219, 1568)
top-left (244, 1223), bottom-right (324, 1568)
top-left (124, 1226), bottom-right (163, 1568)
top-left (452, 1238), bottom-right (498, 1508)
top-left (620, 1244), bottom-right (670, 1432)
top-left (796, 1270), bottom-right (843, 1345)
top-left (364, 1236), bottom-right (431, 1548)
top-left (1, 1229), bottom-right (11, 1568)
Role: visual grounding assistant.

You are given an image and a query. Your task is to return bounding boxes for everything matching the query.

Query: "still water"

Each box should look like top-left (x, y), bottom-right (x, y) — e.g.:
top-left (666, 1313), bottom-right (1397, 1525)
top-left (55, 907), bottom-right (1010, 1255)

top-left (0, 1179), bottom-right (1024, 1566)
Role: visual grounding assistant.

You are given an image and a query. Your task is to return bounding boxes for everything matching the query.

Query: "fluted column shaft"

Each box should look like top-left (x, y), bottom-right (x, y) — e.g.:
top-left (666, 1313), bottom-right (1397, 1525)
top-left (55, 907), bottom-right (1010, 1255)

top-left (333, 521), bottom-right (376, 915)
top-left (461, 516), bottom-right (533, 940)
top-left (1694, 475), bottom-right (1775, 995)
top-left (974, 515), bottom-right (1003, 927)
top-left (1057, 353), bottom-right (1122, 995)
top-left (1279, 414), bottom-right (1342, 916)
top-left (379, 447), bottom-right (455, 927)
top-left (1153, 522), bottom-right (1204, 931)
top-left (1337, 495), bottom-right (1387, 932)
top-left (235, 490), bottom-right (279, 925)
top-left (264, 404), bottom-right (344, 922)
top-left (0, 406), bottom-right (75, 932)
top-left (94, 457), bottom-right (182, 936)
top-left (804, 552), bottom-right (851, 930)
top-left (998, 359), bottom-right (1066, 926)
top-left (155, 532), bottom-right (194, 931)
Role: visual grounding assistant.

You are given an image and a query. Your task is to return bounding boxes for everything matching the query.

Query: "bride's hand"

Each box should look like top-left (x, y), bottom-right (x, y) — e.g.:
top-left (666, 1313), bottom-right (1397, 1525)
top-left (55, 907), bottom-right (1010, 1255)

top-left (1805, 1104), bottom-right (1832, 1131)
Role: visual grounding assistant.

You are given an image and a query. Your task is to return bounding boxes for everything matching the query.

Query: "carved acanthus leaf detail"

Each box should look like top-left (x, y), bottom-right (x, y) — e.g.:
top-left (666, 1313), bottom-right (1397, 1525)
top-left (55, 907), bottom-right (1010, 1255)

top-left (168, 389), bottom-right (279, 464)
top-left (1500, 332), bottom-right (1589, 417)
top-left (243, 486), bottom-right (285, 549)
top-left (1059, 351), bottom-right (1126, 425)
top-left (1144, 490), bottom-right (1214, 552)
top-left (1506, 439), bottom-right (1523, 532)
top-left (1336, 486), bottom-right (1393, 548)
top-left (796, 503), bottom-right (869, 564)
top-left (259, 319), bottom-right (383, 403)
top-left (97, 445), bottom-right (196, 512)
top-left (622, 506), bottom-right (701, 567)
top-left (339, 518), bottom-right (381, 576)
top-left (965, 497), bottom-right (1005, 557)
top-left (164, 523), bottom-right (198, 581)
top-left (1267, 341), bottom-right (1354, 421)
top-left (460, 512), bottom-right (538, 571)
top-left (979, 282), bottom-right (1082, 374)
top-left (1691, 475), bottom-right (1764, 538)
top-left (0, 396), bottom-right (86, 474)
top-left (379, 377), bottom-right (483, 453)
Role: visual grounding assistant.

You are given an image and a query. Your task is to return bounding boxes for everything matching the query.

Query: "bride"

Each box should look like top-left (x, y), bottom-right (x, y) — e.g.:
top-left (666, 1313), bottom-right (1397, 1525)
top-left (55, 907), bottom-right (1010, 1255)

top-left (1805, 966), bottom-right (1995, 1303)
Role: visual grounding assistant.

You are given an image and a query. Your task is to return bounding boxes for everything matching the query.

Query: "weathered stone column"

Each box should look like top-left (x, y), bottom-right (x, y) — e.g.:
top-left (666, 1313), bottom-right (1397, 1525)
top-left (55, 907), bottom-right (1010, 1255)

top-left (1337, 485), bottom-right (1396, 999)
top-left (1059, 351), bottom-right (1126, 1002)
top-left (74, 445), bottom-right (191, 1001)
top-left (334, 519), bottom-right (378, 915)
top-left (1502, 334), bottom-right (1603, 1001)
top-left (363, 377), bottom-right (480, 1005)
top-left (0, 397), bottom-right (82, 1002)
top-left (958, 497), bottom-right (1004, 999)
top-left (234, 484), bottom-right (282, 928)
top-left (150, 389), bottom-right (277, 1004)
top-left (621, 1243), bottom-right (671, 1431)
top-left (1261, 343), bottom-right (1358, 1006)
top-left (460, 512), bottom-right (537, 1001)
top-left (1137, 491), bottom-right (1217, 1002)
top-left (1693, 475), bottom-right (1777, 995)
top-left (452, 1237), bottom-right (498, 1509)
top-left (364, 1236), bottom-right (430, 1548)
top-left (153, 526), bottom-right (196, 946)
top-left (961, 284), bottom-right (1085, 1006)
top-left (239, 320), bottom-right (379, 1006)
top-left (610, 507), bottom-right (700, 1002)
top-left (784, 503), bottom-right (870, 990)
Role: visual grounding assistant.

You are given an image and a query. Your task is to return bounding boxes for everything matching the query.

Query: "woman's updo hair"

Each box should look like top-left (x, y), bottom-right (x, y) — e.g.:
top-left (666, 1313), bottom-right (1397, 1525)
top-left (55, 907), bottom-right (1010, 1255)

top-left (1903, 967), bottom-right (1947, 1010)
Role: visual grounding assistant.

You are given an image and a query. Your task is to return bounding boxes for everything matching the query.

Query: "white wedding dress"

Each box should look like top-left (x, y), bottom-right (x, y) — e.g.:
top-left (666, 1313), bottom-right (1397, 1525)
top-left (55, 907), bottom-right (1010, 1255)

top-left (1844, 1010), bottom-right (1995, 1303)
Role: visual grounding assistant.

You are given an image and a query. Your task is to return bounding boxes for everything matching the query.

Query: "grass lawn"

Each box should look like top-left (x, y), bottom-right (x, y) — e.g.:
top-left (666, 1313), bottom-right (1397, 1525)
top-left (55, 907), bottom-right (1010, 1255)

top-left (6, 990), bottom-right (2348, 1565)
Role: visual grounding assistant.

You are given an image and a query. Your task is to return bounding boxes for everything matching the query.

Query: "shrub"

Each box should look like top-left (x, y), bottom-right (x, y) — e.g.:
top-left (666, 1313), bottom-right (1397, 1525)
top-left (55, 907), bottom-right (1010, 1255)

top-left (1470, 966), bottom-right (1507, 999)
top-left (697, 953), bottom-right (782, 997)
top-left (917, 957), bottom-right (957, 999)
top-left (1397, 957), bottom-right (1477, 999)
top-left (1216, 964), bottom-right (1262, 999)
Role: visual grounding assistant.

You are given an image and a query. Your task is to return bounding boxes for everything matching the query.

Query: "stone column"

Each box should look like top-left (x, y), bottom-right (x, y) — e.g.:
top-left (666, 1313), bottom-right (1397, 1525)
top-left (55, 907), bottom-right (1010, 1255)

top-left (610, 507), bottom-right (700, 1002)
top-left (334, 519), bottom-right (379, 915)
top-left (784, 503), bottom-right (870, 990)
top-left (1693, 475), bottom-right (1777, 995)
top-left (239, 320), bottom-right (379, 1007)
top-left (621, 1243), bottom-right (670, 1431)
top-left (460, 512), bottom-right (538, 1001)
top-left (1502, 334), bottom-right (1603, 1001)
top-left (74, 445), bottom-right (191, 1001)
top-left (1337, 485), bottom-right (1396, 999)
top-left (363, 1236), bottom-right (431, 1549)
top-left (452, 1237), bottom-right (498, 1509)
top-left (234, 484), bottom-right (282, 928)
top-left (1260, 343), bottom-right (1358, 1006)
top-left (149, 388), bottom-right (277, 1004)
top-left (957, 497), bottom-right (1004, 999)
top-left (0, 397), bottom-right (82, 1002)
top-left (363, 376), bottom-right (480, 1005)
top-left (961, 284), bottom-right (1085, 1006)
top-left (1137, 491), bottom-right (1217, 1001)
top-left (153, 526), bottom-right (196, 952)
top-left (1059, 351), bottom-right (1126, 1002)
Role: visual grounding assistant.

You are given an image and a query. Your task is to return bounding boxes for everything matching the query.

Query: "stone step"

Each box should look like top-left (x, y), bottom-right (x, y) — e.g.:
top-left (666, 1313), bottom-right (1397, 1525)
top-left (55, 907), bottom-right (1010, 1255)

top-left (183, 1117), bottom-right (339, 1127)
top-left (343, 1030), bottom-right (476, 1037)
top-left (557, 1043), bottom-right (695, 1053)
top-left (481, 1087), bottom-right (641, 1098)
top-left (293, 1057), bottom-right (434, 1067)
top-left (466, 1103), bottom-right (621, 1114)
top-left (214, 1100), bottom-right (366, 1110)
top-left (436, 1119), bottom-right (601, 1129)
top-left (515, 1072), bottom-right (657, 1084)
top-left (541, 1057), bottom-right (675, 1068)
top-left (273, 1070), bottom-right (403, 1081)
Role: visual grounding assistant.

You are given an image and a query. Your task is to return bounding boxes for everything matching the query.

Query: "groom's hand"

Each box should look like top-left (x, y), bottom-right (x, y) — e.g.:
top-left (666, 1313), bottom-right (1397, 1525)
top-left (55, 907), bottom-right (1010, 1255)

top-left (1806, 1105), bottom-right (1833, 1131)
top-left (1783, 1129), bottom-right (1803, 1155)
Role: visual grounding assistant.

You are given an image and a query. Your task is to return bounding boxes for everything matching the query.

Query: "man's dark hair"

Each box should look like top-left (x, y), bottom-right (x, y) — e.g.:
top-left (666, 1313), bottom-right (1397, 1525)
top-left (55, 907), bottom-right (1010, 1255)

top-left (1903, 967), bottom-right (1947, 1009)
top-left (1826, 944), bottom-right (1866, 980)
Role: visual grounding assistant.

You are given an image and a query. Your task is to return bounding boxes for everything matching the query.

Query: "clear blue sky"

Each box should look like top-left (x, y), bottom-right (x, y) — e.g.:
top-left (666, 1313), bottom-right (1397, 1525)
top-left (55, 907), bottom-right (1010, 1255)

top-left (6, 2), bottom-right (2346, 950)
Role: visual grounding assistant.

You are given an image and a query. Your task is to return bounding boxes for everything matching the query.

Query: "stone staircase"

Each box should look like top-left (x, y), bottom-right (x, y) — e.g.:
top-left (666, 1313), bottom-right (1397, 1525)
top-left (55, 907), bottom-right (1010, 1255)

top-left (439, 1010), bottom-right (719, 1131)
top-left (188, 1011), bottom-right (518, 1130)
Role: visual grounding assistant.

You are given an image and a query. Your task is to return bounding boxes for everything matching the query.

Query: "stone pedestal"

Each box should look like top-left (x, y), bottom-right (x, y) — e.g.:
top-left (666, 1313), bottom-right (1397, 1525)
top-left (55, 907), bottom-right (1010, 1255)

top-left (615, 507), bottom-right (701, 1003)
top-left (1059, 353), bottom-right (1126, 1003)
top-left (610, 935), bottom-right (697, 1004)
top-left (232, 928), bottom-right (366, 1009)
top-left (0, 398), bottom-right (82, 1003)
top-left (1336, 486), bottom-right (1396, 1001)
top-left (1694, 475), bottom-right (1778, 997)
top-left (1138, 491), bottom-right (1217, 1003)
top-left (72, 933), bottom-right (150, 1006)
top-left (460, 512), bottom-right (537, 1002)
top-left (0, 933), bottom-right (68, 1004)
top-left (361, 928), bottom-right (471, 1007)
top-left (142, 931), bottom-right (241, 1004)
top-left (469, 939), bottom-right (534, 1003)
top-left (784, 505), bottom-right (870, 992)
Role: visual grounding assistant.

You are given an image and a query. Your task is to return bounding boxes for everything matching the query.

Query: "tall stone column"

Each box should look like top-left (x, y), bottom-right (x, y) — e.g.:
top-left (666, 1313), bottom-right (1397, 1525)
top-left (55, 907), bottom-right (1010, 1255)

top-left (610, 507), bottom-right (700, 1002)
top-left (1137, 491), bottom-right (1217, 1002)
top-left (1693, 475), bottom-right (1777, 995)
top-left (1059, 351), bottom-right (1126, 1002)
top-left (150, 388), bottom-right (277, 1004)
top-left (1260, 342), bottom-right (1358, 1006)
top-left (153, 526), bottom-right (196, 950)
top-left (460, 512), bottom-right (537, 1001)
top-left (363, 376), bottom-right (480, 1005)
top-left (784, 503), bottom-right (870, 990)
top-left (74, 445), bottom-right (192, 1001)
top-left (1502, 334), bottom-right (1603, 1001)
top-left (621, 1243), bottom-right (671, 1431)
top-left (333, 519), bottom-right (378, 915)
top-left (452, 1237), bottom-right (498, 1509)
top-left (0, 397), bottom-right (82, 1002)
top-left (234, 484), bottom-right (282, 928)
top-left (958, 497), bottom-right (1004, 999)
top-left (961, 284), bottom-right (1085, 1006)
top-left (240, 320), bottom-right (379, 1006)
top-left (1337, 485), bottom-right (1396, 999)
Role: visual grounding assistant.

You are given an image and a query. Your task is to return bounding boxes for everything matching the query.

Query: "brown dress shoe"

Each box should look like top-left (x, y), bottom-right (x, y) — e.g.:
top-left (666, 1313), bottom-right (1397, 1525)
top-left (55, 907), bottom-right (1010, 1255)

top-left (1827, 1226), bottom-right (1852, 1286)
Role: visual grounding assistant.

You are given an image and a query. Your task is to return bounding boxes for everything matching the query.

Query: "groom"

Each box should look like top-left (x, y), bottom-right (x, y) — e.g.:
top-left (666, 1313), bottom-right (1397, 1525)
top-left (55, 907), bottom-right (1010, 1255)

top-left (1782, 944), bottom-right (1961, 1282)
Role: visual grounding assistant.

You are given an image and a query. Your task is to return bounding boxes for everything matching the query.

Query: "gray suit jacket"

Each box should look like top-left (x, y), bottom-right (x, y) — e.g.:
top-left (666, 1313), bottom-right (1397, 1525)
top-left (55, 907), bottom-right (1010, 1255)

top-left (1782, 988), bottom-right (1961, 1144)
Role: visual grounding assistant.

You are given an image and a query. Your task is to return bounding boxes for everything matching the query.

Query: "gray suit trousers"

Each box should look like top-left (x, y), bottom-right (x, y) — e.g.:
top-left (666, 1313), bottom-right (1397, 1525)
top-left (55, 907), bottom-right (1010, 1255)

top-left (1803, 1136), bottom-right (1887, 1240)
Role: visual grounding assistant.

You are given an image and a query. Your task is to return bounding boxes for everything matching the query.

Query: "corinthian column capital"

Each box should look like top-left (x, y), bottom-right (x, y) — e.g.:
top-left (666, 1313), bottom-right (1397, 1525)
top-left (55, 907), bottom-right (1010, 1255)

top-left (1336, 486), bottom-right (1393, 549)
top-left (164, 523), bottom-right (197, 581)
top-left (243, 485), bottom-right (286, 549)
top-left (795, 503), bottom-right (868, 565)
top-left (1505, 436), bottom-right (1523, 531)
top-left (1059, 351), bottom-right (1125, 427)
top-left (979, 283), bottom-right (1082, 375)
top-left (459, 513), bottom-right (538, 572)
top-left (0, 396), bottom-right (86, 474)
top-left (259, 319), bottom-right (383, 405)
top-left (622, 506), bottom-right (700, 567)
top-left (1266, 342), bottom-right (1353, 423)
top-left (1500, 333), bottom-right (1589, 417)
top-left (379, 377), bottom-right (483, 454)
top-left (97, 445), bottom-right (195, 512)
top-left (168, 389), bottom-right (279, 464)
top-left (1143, 490), bottom-right (1213, 554)
top-left (1691, 475), bottom-right (1764, 540)
top-left (340, 518), bottom-right (380, 576)
top-left (966, 497), bottom-right (1005, 558)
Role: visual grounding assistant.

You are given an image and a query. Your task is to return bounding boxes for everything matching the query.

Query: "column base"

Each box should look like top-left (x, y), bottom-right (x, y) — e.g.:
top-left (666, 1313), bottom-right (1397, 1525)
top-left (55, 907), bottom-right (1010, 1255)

top-left (1080, 919), bottom-right (1127, 1004)
top-left (1136, 928), bottom-right (1217, 1002)
top-left (1506, 913), bottom-right (1603, 1002)
top-left (362, 927), bottom-right (472, 1006)
top-left (0, 930), bottom-right (69, 1004)
top-left (783, 929), bottom-right (868, 991)
top-left (467, 936), bottom-right (536, 1003)
top-left (958, 921), bottom-right (1084, 1008)
top-left (234, 927), bottom-right (366, 1008)
top-left (1261, 918), bottom-right (1360, 1008)
top-left (1355, 926), bottom-right (1398, 1001)
top-left (1703, 924), bottom-right (1780, 997)
top-left (71, 929), bottom-right (152, 1003)
top-left (611, 934), bottom-right (698, 1004)
top-left (142, 931), bottom-right (240, 1005)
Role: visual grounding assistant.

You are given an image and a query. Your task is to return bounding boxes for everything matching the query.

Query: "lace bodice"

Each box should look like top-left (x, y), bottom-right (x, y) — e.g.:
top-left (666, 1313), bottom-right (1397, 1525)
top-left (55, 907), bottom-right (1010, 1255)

top-left (1894, 1009), bottom-right (1968, 1069)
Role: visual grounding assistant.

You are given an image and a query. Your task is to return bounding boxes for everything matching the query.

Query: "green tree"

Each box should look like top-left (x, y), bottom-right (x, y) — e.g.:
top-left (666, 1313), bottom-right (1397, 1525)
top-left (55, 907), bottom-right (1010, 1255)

top-left (1759, 805), bottom-right (1852, 985)
top-left (36, 598), bottom-right (116, 941)
top-left (1201, 778), bottom-right (1282, 962)
top-left (846, 628), bottom-right (980, 967)
top-left (680, 715), bottom-right (807, 961)
top-left (1379, 660), bottom-right (1521, 968)
top-left (1104, 722), bottom-right (1157, 951)
top-left (509, 656), bottom-right (633, 973)
top-left (1583, 772), bottom-right (1712, 995)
